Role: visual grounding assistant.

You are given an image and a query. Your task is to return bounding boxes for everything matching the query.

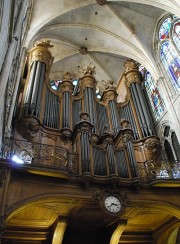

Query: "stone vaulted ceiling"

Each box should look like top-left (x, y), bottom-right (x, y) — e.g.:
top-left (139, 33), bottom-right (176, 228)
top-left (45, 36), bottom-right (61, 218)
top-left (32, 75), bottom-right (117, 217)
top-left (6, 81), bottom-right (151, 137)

top-left (25, 0), bottom-right (180, 90)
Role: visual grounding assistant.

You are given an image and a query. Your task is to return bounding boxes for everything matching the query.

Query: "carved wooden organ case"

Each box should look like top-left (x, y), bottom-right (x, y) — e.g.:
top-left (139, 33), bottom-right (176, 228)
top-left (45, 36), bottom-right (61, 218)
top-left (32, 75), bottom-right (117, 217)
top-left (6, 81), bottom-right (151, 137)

top-left (12, 41), bottom-right (162, 183)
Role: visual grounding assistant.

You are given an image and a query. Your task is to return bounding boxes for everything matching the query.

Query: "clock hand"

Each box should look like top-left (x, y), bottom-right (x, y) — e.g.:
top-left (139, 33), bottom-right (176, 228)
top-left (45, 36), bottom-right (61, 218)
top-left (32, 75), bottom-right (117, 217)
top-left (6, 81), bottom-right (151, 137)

top-left (109, 203), bottom-right (118, 208)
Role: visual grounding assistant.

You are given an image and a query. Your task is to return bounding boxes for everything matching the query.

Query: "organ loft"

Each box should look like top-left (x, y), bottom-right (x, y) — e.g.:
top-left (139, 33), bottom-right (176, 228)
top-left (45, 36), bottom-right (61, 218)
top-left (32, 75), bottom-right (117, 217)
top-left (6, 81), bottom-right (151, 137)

top-left (0, 41), bottom-right (180, 244)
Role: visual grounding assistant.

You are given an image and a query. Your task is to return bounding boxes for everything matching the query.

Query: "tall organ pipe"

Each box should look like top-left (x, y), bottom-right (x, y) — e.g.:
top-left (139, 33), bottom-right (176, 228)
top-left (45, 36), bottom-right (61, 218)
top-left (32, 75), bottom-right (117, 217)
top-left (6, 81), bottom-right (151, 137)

top-left (30, 62), bottom-right (42, 110)
top-left (84, 87), bottom-right (96, 132)
top-left (36, 63), bottom-right (45, 118)
top-left (109, 101), bottom-right (120, 134)
top-left (23, 61), bottom-right (37, 114)
top-left (130, 85), bottom-right (146, 137)
top-left (131, 83), bottom-right (148, 136)
top-left (135, 83), bottom-right (154, 135)
top-left (107, 144), bottom-right (116, 175)
top-left (81, 132), bottom-right (90, 173)
top-left (127, 103), bottom-right (139, 139)
top-left (126, 140), bottom-right (138, 178)
top-left (24, 61), bottom-right (37, 104)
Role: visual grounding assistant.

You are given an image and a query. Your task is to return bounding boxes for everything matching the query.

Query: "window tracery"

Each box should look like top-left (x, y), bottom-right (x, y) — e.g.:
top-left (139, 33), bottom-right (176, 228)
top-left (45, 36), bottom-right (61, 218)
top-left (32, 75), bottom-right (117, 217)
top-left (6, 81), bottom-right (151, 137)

top-left (163, 125), bottom-right (180, 161)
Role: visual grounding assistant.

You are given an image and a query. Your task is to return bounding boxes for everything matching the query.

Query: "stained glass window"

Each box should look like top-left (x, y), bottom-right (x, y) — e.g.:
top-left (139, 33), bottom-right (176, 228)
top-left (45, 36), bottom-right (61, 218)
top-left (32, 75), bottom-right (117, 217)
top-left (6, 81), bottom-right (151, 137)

top-left (160, 41), bottom-right (180, 92)
top-left (159, 17), bottom-right (171, 40)
top-left (158, 15), bottom-right (180, 93)
top-left (96, 88), bottom-right (102, 99)
top-left (172, 20), bottom-right (180, 51)
top-left (144, 71), bottom-right (166, 120)
top-left (50, 80), bottom-right (62, 90)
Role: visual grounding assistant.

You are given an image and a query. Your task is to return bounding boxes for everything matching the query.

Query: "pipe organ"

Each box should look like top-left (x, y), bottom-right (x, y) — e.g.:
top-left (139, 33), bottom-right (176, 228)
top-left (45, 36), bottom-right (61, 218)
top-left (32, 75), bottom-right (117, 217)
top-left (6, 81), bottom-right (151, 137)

top-left (13, 41), bottom-right (162, 183)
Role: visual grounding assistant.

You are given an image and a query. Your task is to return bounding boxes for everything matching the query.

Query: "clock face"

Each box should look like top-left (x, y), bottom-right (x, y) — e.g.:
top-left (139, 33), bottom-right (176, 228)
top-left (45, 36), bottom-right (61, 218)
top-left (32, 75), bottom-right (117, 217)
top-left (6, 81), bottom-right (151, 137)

top-left (104, 196), bottom-right (121, 213)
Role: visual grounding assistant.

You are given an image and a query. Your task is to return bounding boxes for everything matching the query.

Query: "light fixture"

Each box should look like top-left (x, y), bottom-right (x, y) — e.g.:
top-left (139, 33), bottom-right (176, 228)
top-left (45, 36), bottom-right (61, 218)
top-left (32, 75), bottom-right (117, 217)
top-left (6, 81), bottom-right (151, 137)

top-left (12, 155), bottom-right (24, 164)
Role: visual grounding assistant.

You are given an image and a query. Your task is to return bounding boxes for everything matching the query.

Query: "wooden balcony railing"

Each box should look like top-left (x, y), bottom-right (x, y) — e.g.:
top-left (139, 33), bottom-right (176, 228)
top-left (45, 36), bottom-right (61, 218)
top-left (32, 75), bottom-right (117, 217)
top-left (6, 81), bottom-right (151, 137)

top-left (0, 138), bottom-right (180, 184)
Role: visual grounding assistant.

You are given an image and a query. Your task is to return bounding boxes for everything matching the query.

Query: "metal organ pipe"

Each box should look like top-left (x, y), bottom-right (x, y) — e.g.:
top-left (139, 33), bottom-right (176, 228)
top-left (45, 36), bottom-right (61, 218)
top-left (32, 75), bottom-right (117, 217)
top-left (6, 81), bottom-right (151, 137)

top-left (130, 85), bottom-right (146, 137)
top-left (107, 144), bottom-right (116, 174)
top-left (62, 91), bottom-right (70, 128)
top-left (23, 61), bottom-right (37, 114)
top-left (81, 132), bottom-right (90, 173)
top-left (30, 61), bottom-right (42, 113)
top-left (109, 101), bottom-right (120, 134)
top-left (36, 63), bottom-right (45, 118)
top-left (127, 103), bottom-right (139, 140)
top-left (84, 88), bottom-right (96, 131)
top-left (131, 83), bottom-right (148, 136)
top-left (116, 150), bottom-right (128, 178)
top-left (126, 140), bottom-right (138, 178)
top-left (136, 83), bottom-right (154, 135)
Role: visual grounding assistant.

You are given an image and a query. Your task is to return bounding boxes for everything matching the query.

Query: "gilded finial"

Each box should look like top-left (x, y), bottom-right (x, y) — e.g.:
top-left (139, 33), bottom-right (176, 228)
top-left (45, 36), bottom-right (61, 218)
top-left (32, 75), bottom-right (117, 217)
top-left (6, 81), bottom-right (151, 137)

top-left (35, 40), bottom-right (54, 49)
top-left (82, 63), bottom-right (96, 76)
top-left (105, 80), bottom-right (115, 90)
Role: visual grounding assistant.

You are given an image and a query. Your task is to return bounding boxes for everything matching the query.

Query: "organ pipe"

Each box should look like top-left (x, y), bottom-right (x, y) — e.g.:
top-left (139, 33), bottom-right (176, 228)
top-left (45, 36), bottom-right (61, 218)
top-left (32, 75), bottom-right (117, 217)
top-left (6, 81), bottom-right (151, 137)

top-left (16, 55), bottom-right (162, 181)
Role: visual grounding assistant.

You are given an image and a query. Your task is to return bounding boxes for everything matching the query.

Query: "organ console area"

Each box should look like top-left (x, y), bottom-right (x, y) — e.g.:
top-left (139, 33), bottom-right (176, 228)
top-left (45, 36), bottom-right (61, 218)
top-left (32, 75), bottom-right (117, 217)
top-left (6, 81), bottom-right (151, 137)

top-left (10, 40), bottom-right (162, 184)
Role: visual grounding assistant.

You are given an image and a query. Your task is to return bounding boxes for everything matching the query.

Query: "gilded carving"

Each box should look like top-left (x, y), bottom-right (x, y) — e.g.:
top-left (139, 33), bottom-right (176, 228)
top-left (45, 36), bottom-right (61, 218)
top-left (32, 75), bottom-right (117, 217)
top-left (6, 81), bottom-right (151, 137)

top-left (29, 40), bottom-right (54, 73)
top-left (81, 63), bottom-right (96, 76)
top-left (125, 71), bottom-right (142, 87)
top-left (16, 116), bottom-right (40, 142)
top-left (36, 40), bottom-right (54, 48)
top-left (143, 136), bottom-right (162, 160)
top-left (79, 76), bottom-right (97, 90)
top-left (63, 72), bottom-right (76, 81)
top-left (105, 80), bottom-right (115, 90)
top-left (124, 59), bottom-right (138, 72)
top-left (101, 80), bottom-right (118, 102)
top-left (123, 59), bottom-right (142, 86)
top-left (60, 80), bottom-right (74, 93)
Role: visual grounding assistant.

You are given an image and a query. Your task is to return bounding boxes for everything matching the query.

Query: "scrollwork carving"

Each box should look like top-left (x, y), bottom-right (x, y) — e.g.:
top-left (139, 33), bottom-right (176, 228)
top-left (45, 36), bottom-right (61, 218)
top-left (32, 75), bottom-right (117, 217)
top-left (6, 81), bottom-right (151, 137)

top-left (16, 116), bottom-right (40, 142)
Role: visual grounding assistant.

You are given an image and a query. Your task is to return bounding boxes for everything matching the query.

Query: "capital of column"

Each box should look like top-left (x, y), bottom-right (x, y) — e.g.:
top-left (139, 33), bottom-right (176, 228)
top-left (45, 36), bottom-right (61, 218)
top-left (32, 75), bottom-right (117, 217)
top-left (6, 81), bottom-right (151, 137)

top-left (101, 80), bottom-right (118, 103)
top-left (124, 59), bottom-right (142, 87)
top-left (28, 40), bottom-right (54, 73)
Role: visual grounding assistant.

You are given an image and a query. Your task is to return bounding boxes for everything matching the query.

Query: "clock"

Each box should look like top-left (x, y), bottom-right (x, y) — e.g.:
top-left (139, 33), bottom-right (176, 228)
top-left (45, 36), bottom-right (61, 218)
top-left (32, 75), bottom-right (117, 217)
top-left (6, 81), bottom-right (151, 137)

top-left (104, 195), bottom-right (122, 214)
